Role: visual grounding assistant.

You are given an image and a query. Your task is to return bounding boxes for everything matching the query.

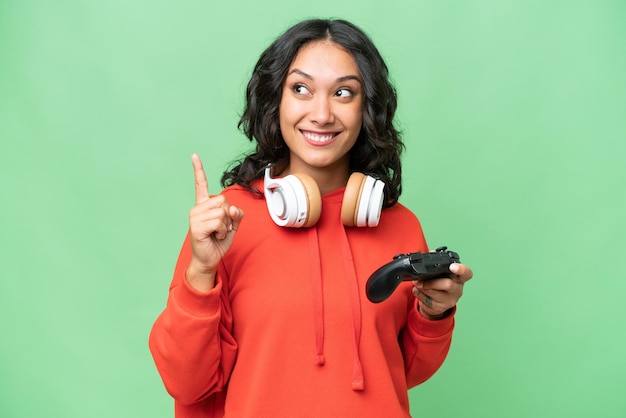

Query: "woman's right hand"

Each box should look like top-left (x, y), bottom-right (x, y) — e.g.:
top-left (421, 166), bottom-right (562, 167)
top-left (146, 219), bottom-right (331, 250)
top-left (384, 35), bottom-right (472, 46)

top-left (186, 154), bottom-right (244, 292)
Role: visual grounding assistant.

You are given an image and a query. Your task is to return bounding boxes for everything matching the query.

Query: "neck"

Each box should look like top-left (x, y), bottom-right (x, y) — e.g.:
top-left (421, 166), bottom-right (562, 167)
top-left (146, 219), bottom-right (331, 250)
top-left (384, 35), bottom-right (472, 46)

top-left (283, 162), bottom-right (350, 195)
top-left (314, 171), bottom-right (350, 195)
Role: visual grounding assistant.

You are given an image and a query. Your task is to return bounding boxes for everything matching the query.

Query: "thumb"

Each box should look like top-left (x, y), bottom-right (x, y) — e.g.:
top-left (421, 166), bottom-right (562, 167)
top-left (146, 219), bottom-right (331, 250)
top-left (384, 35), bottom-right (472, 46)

top-left (229, 206), bottom-right (245, 229)
top-left (450, 263), bottom-right (473, 283)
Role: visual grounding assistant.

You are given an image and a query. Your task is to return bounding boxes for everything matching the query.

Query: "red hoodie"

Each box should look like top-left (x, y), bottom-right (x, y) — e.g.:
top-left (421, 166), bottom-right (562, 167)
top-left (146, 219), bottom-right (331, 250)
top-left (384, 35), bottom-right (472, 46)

top-left (149, 181), bottom-right (455, 417)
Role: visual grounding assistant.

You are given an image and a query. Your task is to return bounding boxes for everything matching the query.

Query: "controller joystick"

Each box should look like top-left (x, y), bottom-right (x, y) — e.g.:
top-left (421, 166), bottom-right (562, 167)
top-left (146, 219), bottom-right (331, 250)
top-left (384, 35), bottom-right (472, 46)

top-left (366, 246), bottom-right (460, 303)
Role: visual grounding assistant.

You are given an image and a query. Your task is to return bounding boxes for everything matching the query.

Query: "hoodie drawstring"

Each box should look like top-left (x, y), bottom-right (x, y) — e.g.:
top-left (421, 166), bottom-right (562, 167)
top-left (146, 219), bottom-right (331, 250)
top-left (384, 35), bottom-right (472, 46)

top-left (308, 227), bottom-right (325, 366)
top-left (307, 226), bottom-right (365, 391)
top-left (340, 227), bottom-right (364, 391)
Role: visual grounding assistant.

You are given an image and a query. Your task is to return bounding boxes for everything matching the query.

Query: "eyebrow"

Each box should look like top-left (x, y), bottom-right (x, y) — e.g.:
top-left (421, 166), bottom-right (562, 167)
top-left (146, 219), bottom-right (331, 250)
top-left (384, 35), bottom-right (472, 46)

top-left (287, 69), bottom-right (362, 84)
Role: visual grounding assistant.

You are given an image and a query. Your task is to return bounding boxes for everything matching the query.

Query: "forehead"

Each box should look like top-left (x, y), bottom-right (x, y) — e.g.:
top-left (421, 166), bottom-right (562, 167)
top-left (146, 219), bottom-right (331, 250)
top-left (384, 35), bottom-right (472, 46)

top-left (288, 40), bottom-right (361, 78)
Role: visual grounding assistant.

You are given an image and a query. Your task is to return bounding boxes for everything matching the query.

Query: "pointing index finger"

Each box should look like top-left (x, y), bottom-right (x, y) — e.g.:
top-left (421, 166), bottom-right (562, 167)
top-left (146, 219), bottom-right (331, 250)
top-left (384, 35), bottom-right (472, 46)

top-left (192, 153), bottom-right (209, 203)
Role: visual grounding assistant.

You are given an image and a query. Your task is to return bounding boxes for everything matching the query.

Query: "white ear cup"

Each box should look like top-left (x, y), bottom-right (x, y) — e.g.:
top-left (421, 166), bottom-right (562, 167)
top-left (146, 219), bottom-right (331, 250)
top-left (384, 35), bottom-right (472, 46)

top-left (366, 179), bottom-right (385, 227)
top-left (264, 167), bottom-right (317, 227)
top-left (354, 176), bottom-right (385, 227)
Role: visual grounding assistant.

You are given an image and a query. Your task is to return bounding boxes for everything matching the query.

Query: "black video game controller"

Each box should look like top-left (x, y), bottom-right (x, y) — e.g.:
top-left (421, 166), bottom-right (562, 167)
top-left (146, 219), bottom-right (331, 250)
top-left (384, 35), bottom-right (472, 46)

top-left (366, 246), bottom-right (460, 303)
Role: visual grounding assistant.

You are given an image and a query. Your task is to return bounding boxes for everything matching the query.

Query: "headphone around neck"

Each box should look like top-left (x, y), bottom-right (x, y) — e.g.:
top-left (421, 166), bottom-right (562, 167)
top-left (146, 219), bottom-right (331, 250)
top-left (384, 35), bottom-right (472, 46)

top-left (264, 166), bottom-right (385, 228)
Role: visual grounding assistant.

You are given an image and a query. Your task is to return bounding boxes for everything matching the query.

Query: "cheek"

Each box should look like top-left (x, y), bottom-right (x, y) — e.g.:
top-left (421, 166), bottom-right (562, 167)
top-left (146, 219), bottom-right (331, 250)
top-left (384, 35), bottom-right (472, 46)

top-left (344, 98), bottom-right (363, 125)
top-left (345, 106), bottom-right (363, 135)
top-left (355, 112), bottom-right (363, 131)
top-left (278, 98), bottom-right (291, 135)
top-left (279, 96), bottom-right (301, 126)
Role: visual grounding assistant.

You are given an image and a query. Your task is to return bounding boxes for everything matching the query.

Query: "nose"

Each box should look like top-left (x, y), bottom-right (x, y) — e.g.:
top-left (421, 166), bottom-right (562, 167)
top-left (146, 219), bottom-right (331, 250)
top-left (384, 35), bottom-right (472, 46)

top-left (309, 95), bottom-right (334, 125)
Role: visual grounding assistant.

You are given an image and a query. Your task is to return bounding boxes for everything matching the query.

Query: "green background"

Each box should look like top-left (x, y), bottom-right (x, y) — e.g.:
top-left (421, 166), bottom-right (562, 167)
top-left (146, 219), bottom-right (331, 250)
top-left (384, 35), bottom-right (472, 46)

top-left (1, 0), bottom-right (625, 417)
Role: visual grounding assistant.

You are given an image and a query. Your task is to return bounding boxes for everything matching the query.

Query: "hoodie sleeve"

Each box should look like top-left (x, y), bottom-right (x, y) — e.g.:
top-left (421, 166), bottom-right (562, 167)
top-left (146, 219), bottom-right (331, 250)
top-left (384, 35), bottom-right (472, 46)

top-left (148, 233), bottom-right (237, 405)
top-left (401, 297), bottom-right (455, 388)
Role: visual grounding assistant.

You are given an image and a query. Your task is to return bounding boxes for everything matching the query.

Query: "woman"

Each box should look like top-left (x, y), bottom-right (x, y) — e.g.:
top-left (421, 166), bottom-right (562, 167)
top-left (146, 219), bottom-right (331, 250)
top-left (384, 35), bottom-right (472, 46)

top-left (150, 18), bottom-right (473, 417)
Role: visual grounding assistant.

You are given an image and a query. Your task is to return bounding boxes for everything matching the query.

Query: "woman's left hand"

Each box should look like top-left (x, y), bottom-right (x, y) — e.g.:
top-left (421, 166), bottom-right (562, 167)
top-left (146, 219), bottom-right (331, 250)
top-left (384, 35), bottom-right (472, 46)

top-left (413, 263), bottom-right (473, 320)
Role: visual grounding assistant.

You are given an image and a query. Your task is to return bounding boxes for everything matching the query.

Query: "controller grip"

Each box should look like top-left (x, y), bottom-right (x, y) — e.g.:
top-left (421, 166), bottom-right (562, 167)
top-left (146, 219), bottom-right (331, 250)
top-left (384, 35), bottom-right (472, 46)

top-left (366, 257), bottom-right (412, 303)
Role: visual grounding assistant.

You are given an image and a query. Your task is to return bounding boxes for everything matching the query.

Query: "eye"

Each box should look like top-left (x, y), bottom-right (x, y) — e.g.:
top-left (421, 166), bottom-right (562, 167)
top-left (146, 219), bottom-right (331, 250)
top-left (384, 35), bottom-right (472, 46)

top-left (335, 88), bottom-right (354, 98)
top-left (292, 84), bottom-right (311, 95)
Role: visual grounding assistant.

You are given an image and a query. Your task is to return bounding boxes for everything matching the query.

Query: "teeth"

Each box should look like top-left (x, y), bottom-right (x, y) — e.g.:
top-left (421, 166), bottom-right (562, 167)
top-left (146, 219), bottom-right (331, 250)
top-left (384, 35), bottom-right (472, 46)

top-left (302, 131), bottom-right (336, 142)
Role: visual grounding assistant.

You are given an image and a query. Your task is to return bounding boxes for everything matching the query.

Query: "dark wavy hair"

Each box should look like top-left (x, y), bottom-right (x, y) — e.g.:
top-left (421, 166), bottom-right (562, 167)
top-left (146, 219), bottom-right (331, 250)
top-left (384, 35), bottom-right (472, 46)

top-left (221, 18), bottom-right (404, 207)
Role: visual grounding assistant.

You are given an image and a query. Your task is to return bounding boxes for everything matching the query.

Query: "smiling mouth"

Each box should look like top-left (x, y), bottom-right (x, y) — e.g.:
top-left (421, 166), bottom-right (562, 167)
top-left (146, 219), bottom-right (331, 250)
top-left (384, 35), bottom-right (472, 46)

top-left (301, 130), bottom-right (340, 145)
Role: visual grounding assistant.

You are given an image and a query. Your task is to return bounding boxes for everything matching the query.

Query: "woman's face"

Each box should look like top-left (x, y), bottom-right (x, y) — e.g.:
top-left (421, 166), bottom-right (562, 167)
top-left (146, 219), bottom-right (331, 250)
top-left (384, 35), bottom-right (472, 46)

top-left (279, 40), bottom-right (363, 178)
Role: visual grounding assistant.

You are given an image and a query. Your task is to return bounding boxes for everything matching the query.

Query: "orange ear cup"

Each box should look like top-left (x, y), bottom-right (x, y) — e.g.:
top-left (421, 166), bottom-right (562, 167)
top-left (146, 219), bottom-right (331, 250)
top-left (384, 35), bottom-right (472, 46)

top-left (294, 173), bottom-right (322, 227)
top-left (341, 172), bottom-right (366, 227)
